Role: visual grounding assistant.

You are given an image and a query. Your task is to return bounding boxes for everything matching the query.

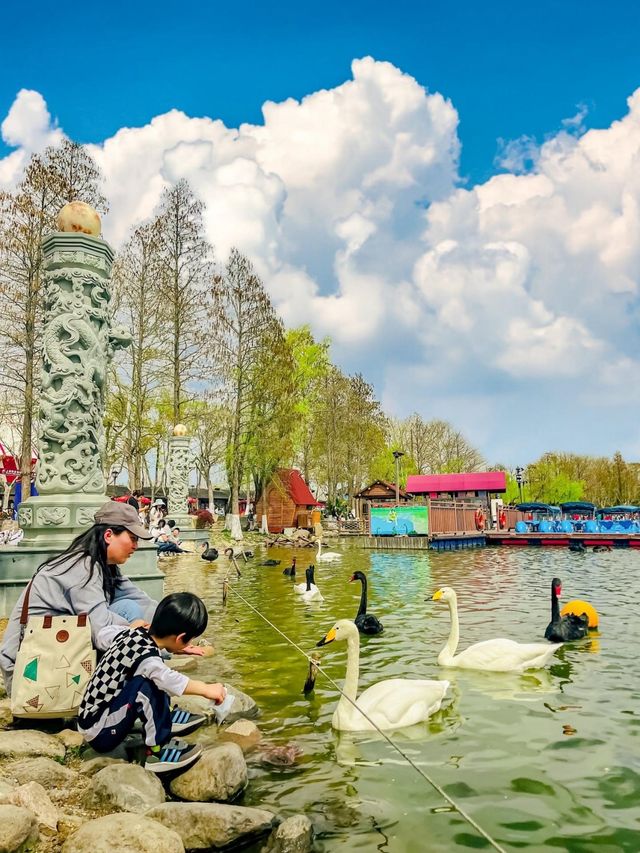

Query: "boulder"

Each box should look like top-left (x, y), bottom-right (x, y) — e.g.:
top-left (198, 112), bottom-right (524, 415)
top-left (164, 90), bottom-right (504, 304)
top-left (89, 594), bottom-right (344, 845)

top-left (218, 719), bottom-right (261, 753)
top-left (79, 756), bottom-right (127, 777)
top-left (166, 657), bottom-right (198, 674)
top-left (261, 815), bottom-right (314, 853)
top-left (147, 802), bottom-right (276, 850)
top-left (8, 756), bottom-right (77, 789)
top-left (56, 729), bottom-right (85, 750)
top-left (0, 700), bottom-right (13, 730)
top-left (174, 685), bottom-right (258, 724)
top-left (0, 781), bottom-right (58, 833)
top-left (169, 743), bottom-right (247, 802)
top-left (57, 814), bottom-right (87, 843)
top-left (62, 813), bottom-right (184, 853)
top-left (0, 730), bottom-right (65, 760)
top-left (0, 779), bottom-right (16, 798)
top-left (0, 804), bottom-right (39, 852)
top-left (84, 764), bottom-right (165, 814)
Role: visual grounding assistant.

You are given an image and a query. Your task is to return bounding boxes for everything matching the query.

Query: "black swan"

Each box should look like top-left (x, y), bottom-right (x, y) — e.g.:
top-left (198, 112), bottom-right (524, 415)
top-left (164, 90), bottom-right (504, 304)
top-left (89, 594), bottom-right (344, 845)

top-left (544, 577), bottom-right (588, 642)
top-left (283, 557), bottom-right (297, 576)
top-left (568, 541), bottom-right (586, 554)
top-left (350, 571), bottom-right (383, 635)
top-left (260, 559), bottom-right (281, 566)
top-left (200, 543), bottom-right (219, 562)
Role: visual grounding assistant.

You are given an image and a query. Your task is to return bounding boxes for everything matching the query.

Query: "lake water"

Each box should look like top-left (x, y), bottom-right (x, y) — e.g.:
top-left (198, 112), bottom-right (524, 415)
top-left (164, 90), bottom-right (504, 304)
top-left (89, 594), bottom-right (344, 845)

top-left (164, 542), bottom-right (640, 852)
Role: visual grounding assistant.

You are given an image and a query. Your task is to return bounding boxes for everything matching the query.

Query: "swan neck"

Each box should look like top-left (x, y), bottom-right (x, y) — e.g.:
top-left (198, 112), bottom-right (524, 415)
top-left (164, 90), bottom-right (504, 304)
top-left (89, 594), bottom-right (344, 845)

top-left (357, 578), bottom-right (367, 616)
top-left (551, 587), bottom-right (560, 622)
top-left (339, 634), bottom-right (360, 712)
top-left (446, 598), bottom-right (460, 657)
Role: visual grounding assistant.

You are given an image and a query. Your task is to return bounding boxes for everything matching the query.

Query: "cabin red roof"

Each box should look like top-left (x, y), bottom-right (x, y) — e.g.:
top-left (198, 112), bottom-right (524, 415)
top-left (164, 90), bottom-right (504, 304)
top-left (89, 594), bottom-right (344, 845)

top-left (277, 469), bottom-right (319, 506)
top-left (406, 472), bottom-right (507, 494)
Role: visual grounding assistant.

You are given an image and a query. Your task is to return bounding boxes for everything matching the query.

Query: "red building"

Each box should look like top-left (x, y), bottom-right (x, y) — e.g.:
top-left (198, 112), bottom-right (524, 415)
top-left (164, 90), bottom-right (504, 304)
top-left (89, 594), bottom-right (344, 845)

top-left (406, 472), bottom-right (507, 501)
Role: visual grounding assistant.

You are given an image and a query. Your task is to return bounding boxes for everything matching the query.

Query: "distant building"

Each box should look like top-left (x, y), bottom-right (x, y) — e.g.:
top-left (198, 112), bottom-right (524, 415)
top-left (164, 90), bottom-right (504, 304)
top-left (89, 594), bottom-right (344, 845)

top-left (256, 468), bottom-right (319, 533)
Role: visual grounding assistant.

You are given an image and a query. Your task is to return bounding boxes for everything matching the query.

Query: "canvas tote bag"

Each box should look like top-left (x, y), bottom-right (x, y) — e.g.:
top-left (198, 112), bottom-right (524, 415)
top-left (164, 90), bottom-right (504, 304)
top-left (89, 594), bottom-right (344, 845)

top-left (11, 580), bottom-right (96, 718)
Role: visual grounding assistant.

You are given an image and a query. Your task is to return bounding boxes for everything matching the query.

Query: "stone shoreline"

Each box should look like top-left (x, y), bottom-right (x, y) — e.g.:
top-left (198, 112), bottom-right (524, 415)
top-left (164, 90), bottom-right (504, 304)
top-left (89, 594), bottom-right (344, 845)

top-left (0, 674), bottom-right (314, 853)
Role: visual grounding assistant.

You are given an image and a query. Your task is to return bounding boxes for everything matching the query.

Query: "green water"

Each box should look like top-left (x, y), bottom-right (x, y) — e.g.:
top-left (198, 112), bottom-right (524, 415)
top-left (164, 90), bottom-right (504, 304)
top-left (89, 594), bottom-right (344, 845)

top-left (164, 543), bottom-right (640, 852)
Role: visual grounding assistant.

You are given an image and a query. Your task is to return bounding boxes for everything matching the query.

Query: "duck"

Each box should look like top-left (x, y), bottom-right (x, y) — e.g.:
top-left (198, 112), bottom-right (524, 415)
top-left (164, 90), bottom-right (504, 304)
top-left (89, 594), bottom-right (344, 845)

top-left (295, 565), bottom-right (323, 601)
top-left (316, 619), bottom-right (449, 731)
top-left (592, 544), bottom-right (612, 553)
top-left (431, 587), bottom-right (561, 672)
top-left (568, 541), bottom-right (586, 554)
top-left (260, 559), bottom-right (281, 567)
top-left (349, 571), bottom-right (383, 635)
top-left (544, 577), bottom-right (589, 642)
top-left (200, 543), bottom-right (219, 562)
top-left (283, 557), bottom-right (296, 576)
top-left (224, 547), bottom-right (254, 561)
top-left (316, 540), bottom-right (341, 562)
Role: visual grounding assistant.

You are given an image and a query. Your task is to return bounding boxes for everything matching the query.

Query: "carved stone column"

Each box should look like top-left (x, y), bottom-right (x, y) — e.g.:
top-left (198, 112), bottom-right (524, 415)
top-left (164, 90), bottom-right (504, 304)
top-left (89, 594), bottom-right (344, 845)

top-left (167, 424), bottom-right (193, 530)
top-left (18, 205), bottom-right (130, 547)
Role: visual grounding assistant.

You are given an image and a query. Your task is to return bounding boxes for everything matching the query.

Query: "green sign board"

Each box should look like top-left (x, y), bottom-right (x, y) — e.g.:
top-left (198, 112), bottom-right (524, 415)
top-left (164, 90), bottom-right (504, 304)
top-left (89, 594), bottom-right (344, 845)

top-left (370, 505), bottom-right (429, 536)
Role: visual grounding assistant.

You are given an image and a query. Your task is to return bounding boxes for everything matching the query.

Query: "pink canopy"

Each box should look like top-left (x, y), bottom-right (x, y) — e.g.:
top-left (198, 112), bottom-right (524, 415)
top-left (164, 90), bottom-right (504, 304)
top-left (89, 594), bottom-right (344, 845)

top-left (406, 472), bottom-right (506, 494)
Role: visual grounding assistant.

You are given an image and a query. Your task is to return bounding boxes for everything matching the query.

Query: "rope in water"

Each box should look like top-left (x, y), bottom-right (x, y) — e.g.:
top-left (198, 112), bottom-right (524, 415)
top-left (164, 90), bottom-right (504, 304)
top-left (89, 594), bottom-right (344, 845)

top-left (222, 581), bottom-right (508, 853)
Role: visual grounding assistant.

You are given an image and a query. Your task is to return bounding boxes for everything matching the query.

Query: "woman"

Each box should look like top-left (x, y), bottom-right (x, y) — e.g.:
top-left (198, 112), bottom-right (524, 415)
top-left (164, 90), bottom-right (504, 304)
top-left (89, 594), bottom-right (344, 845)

top-left (0, 501), bottom-right (157, 693)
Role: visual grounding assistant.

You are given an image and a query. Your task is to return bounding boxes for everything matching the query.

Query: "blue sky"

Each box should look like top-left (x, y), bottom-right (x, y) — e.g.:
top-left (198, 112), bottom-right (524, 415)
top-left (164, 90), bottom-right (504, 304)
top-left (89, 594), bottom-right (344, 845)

top-left (2, 0), bottom-right (640, 184)
top-left (3, 1), bottom-right (640, 465)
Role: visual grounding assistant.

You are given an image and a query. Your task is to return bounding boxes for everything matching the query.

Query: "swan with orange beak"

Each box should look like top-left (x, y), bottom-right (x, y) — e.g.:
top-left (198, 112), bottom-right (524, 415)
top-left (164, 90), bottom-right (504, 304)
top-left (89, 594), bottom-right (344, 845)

top-left (315, 619), bottom-right (449, 731)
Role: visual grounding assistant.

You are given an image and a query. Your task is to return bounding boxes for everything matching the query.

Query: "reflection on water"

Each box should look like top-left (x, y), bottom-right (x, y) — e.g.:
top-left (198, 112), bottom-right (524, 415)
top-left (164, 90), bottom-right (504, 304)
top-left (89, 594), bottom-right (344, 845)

top-left (164, 542), bottom-right (640, 851)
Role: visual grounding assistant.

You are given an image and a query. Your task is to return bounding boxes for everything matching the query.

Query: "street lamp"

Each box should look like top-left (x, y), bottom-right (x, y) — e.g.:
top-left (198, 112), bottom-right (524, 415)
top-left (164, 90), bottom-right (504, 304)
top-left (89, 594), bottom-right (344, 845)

top-left (392, 451), bottom-right (405, 505)
top-left (515, 466), bottom-right (525, 503)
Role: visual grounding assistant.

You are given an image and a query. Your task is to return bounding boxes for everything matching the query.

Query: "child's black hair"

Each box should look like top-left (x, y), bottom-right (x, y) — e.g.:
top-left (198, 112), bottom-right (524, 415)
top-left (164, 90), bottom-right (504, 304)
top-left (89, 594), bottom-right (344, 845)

top-left (150, 592), bottom-right (208, 641)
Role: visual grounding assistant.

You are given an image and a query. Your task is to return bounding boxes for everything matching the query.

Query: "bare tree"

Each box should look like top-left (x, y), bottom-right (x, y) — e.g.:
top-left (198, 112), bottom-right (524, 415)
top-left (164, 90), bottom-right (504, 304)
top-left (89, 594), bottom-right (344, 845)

top-left (209, 249), bottom-right (288, 539)
top-left (153, 180), bottom-right (213, 424)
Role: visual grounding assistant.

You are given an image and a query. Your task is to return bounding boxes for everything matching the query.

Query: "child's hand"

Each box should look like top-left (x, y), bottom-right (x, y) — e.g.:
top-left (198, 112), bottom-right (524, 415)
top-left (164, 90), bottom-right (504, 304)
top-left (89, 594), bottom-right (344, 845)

top-left (204, 682), bottom-right (226, 704)
top-left (130, 619), bottom-right (150, 630)
top-left (180, 644), bottom-right (206, 657)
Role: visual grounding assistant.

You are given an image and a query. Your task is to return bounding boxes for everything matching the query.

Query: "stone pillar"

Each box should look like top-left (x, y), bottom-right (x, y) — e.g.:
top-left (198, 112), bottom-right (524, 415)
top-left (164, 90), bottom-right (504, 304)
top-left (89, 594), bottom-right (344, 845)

top-left (19, 207), bottom-right (131, 548)
top-left (167, 424), bottom-right (193, 530)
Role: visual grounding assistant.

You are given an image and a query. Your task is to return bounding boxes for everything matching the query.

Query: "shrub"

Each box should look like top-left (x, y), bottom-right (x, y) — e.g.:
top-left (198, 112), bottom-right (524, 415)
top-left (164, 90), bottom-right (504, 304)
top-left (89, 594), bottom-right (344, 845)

top-left (194, 509), bottom-right (214, 529)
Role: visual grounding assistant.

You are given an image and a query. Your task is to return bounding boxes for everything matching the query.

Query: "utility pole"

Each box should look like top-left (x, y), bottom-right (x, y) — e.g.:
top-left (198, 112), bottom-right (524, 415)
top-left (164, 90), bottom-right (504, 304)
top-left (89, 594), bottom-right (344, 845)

top-left (393, 450), bottom-right (405, 505)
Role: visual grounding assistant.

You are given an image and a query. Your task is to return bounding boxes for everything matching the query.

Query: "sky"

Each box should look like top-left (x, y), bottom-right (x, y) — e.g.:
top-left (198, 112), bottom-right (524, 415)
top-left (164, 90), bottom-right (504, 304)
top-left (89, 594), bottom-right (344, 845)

top-left (2, 0), bottom-right (640, 466)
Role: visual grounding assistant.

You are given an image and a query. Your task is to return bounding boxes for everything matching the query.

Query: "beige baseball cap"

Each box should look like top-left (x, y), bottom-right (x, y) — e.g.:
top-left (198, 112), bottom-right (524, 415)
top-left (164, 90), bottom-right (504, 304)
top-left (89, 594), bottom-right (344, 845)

top-left (94, 501), bottom-right (154, 539)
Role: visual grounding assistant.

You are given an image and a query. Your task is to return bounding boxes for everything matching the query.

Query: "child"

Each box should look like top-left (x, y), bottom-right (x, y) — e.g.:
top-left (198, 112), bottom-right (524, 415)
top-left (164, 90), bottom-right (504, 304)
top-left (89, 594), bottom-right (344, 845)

top-left (78, 592), bottom-right (226, 774)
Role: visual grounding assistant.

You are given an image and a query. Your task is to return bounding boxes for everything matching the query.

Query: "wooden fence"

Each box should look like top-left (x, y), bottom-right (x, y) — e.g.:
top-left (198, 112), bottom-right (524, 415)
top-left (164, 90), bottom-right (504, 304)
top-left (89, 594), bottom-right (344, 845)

top-left (340, 500), bottom-right (525, 536)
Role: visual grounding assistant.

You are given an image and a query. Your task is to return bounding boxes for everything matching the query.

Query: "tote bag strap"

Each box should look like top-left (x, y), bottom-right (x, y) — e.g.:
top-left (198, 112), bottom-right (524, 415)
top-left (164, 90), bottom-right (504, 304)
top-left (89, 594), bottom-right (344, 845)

top-left (18, 577), bottom-right (34, 645)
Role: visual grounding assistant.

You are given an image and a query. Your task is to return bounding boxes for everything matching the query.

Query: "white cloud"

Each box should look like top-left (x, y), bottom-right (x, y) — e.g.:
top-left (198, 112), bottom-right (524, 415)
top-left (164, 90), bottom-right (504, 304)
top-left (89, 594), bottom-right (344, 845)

top-left (2, 60), bottom-right (640, 463)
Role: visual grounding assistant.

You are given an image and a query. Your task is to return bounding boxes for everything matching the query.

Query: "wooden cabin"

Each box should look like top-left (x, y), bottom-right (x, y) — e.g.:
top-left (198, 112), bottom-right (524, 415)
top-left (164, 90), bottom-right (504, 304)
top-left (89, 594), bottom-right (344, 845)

top-left (256, 468), bottom-right (319, 533)
top-left (353, 480), bottom-right (409, 532)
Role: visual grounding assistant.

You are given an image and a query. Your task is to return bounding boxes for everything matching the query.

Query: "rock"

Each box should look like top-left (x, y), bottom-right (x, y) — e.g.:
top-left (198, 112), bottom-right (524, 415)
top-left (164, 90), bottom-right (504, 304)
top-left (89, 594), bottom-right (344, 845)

top-left (172, 685), bottom-right (259, 726)
top-left (0, 700), bottom-right (13, 730)
top-left (0, 730), bottom-right (65, 760)
top-left (169, 743), bottom-right (247, 802)
top-left (62, 813), bottom-right (184, 853)
top-left (0, 779), bottom-right (16, 797)
top-left (219, 719), bottom-right (261, 753)
top-left (166, 657), bottom-right (198, 674)
top-left (0, 682), bottom-right (6, 700)
top-left (7, 757), bottom-right (77, 789)
top-left (1, 781), bottom-right (58, 833)
top-left (147, 802), bottom-right (276, 850)
top-left (56, 729), bottom-right (85, 750)
top-left (79, 756), bottom-right (127, 776)
top-left (84, 764), bottom-right (165, 814)
top-left (0, 804), bottom-right (39, 852)
top-left (261, 815), bottom-right (314, 853)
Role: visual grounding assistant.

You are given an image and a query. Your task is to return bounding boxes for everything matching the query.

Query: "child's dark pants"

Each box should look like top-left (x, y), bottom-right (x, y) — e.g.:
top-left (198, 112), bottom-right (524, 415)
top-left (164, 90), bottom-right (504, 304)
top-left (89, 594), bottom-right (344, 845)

top-left (86, 675), bottom-right (172, 752)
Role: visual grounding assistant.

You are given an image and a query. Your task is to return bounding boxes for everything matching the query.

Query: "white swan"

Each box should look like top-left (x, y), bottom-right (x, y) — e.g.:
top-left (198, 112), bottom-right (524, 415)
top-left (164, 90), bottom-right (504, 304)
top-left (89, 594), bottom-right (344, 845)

top-left (431, 587), bottom-right (561, 673)
top-left (316, 540), bottom-right (341, 562)
top-left (294, 566), bottom-right (324, 601)
top-left (317, 619), bottom-right (449, 731)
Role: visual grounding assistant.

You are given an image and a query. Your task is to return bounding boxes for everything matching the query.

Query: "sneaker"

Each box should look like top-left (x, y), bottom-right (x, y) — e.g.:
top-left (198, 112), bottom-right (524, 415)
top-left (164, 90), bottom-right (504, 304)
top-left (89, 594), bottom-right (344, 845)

top-left (170, 706), bottom-right (206, 736)
top-left (145, 738), bottom-right (202, 775)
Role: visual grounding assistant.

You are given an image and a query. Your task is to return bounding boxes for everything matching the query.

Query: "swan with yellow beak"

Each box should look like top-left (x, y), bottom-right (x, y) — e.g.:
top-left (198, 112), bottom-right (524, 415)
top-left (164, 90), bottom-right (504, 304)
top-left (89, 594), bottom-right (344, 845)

top-left (431, 587), bottom-right (561, 672)
top-left (316, 619), bottom-right (449, 731)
